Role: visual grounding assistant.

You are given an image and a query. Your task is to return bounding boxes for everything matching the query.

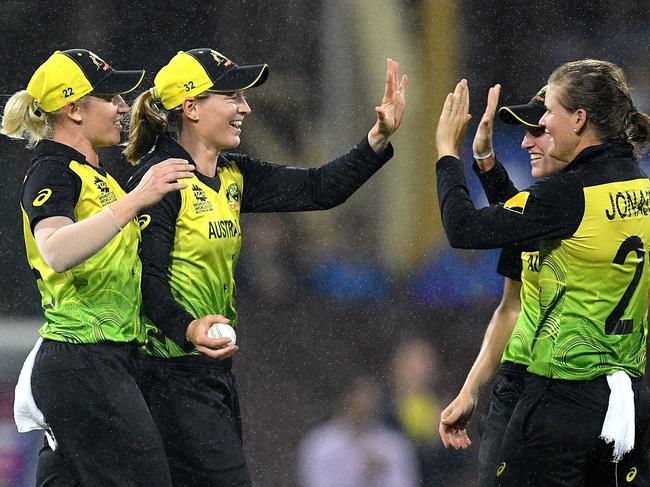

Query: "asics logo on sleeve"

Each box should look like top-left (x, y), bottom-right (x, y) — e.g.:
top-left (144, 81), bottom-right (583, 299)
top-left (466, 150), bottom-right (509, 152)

top-left (138, 214), bottom-right (151, 231)
top-left (33, 188), bottom-right (52, 207)
top-left (626, 467), bottom-right (638, 482)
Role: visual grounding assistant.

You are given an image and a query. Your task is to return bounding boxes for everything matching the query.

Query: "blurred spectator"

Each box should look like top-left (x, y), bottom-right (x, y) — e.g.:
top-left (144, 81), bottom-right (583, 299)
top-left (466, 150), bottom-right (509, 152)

top-left (309, 255), bottom-right (389, 302)
top-left (0, 384), bottom-right (38, 487)
top-left (383, 338), bottom-right (464, 485)
top-left (410, 248), bottom-right (502, 305)
top-left (298, 375), bottom-right (419, 487)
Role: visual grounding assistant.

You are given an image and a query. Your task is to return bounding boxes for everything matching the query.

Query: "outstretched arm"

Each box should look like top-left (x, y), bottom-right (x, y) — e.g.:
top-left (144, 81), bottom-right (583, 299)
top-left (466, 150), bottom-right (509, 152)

top-left (434, 80), bottom-right (584, 249)
top-left (438, 277), bottom-right (521, 449)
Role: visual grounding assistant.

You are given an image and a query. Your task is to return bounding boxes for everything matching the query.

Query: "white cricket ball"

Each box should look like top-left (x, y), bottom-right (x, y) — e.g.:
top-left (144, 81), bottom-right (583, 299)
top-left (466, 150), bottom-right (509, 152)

top-left (207, 322), bottom-right (237, 346)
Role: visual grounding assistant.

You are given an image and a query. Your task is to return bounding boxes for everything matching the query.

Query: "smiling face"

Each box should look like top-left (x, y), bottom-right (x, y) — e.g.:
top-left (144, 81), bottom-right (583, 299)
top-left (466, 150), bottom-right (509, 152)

top-left (520, 125), bottom-right (568, 178)
top-left (78, 94), bottom-right (129, 148)
top-left (539, 84), bottom-right (581, 162)
top-left (196, 91), bottom-right (251, 151)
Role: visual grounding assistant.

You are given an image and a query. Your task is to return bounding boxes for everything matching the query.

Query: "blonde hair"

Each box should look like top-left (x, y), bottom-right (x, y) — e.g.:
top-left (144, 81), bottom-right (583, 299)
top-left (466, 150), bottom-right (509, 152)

top-left (125, 89), bottom-right (178, 164)
top-left (125, 89), bottom-right (212, 164)
top-left (1, 90), bottom-right (53, 148)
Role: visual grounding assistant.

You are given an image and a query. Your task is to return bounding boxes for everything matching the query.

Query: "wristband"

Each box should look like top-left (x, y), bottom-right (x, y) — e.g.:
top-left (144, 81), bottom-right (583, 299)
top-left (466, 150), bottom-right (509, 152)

top-left (473, 150), bottom-right (494, 160)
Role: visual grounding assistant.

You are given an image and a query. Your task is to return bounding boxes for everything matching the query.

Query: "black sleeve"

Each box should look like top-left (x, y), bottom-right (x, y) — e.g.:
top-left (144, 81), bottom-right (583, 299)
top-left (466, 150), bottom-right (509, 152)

top-left (472, 158), bottom-right (519, 204)
top-left (21, 158), bottom-right (81, 233)
top-left (496, 247), bottom-right (523, 281)
top-left (436, 156), bottom-right (584, 249)
top-left (236, 136), bottom-right (393, 213)
top-left (136, 188), bottom-right (196, 352)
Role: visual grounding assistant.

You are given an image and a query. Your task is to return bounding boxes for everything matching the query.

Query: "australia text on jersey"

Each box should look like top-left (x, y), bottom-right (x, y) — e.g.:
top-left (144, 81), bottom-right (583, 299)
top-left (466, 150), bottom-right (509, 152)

top-left (208, 219), bottom-right (241, 239)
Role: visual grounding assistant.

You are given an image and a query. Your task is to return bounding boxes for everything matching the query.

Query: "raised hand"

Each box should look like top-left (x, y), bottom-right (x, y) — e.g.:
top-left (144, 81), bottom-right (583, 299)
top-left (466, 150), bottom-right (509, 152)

top-left (472, 84), bottom-right (501, 172)
top-left (436, 79), bottom-right (472, 159)
top-left (367, 58), bottom-right (408, 155)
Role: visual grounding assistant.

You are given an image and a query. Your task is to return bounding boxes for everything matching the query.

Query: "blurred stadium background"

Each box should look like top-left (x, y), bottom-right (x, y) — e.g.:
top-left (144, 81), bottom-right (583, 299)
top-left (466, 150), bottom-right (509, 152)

top-left (1, 1), bottom-right (649, 485)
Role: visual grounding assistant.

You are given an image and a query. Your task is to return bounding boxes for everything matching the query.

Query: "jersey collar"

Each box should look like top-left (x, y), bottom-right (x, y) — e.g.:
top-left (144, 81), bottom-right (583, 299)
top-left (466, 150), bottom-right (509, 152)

top-left (570, 143), bottom-right (634, 169)
top-left (31, 139), bottom-right (107, 175)
top-left (155, 134), bottom-right (224, 193)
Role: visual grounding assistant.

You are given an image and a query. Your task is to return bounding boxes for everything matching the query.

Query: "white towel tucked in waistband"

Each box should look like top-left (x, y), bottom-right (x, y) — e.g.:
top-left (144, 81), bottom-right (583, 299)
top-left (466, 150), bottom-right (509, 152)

top-left (14, 338), bottom-right (57, 450)
top-left (599, 370), bottom-right (635, 462)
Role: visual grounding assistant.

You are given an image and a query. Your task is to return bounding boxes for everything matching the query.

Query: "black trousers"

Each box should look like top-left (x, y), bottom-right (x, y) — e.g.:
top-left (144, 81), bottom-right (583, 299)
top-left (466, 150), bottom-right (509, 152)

top-left (494, 373), bottom-right (650, 487)
top-left (477, 362), bottom-right (527, 487)
top-left (31, 340), bottom-right (173, 487)
top-left (138, 353), bottom-right (252, 487)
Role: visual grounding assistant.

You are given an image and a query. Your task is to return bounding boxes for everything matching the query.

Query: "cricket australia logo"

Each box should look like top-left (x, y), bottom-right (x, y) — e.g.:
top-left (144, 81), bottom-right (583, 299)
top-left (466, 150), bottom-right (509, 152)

top-left (88, 51), bottom-right (110, 71)
top-left (210, 50), bottom-right (233, 67)
top-left (93, 176), bottom-right (117, 206)
top-left (192, 184), bottom-right (213, 213)
top-left (226, 183), bottom-right (241, 209)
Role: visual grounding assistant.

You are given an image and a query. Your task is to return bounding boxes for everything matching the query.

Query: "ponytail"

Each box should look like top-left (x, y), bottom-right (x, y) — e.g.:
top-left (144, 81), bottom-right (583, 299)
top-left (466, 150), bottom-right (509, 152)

top-left (125, 89), bottom-right (170, 164)
top-left (626, 111), bottom-right (650, 159)
top-left (1, 90), bottom-right (51, 148)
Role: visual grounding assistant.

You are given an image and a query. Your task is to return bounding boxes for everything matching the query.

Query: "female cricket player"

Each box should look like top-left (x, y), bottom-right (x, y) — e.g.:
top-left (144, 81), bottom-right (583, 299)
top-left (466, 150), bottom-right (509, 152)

top-left (125, 47), bottom-right (407, 486)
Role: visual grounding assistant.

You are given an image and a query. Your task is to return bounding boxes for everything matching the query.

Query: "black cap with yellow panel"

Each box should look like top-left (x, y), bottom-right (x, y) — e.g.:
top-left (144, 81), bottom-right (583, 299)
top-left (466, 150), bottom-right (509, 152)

top-left (498, 86), bottom-right (547, 128)
top-left (26, 49), bottom-right (145, 113)
top-left (153, 48), bottom-right (269, 110)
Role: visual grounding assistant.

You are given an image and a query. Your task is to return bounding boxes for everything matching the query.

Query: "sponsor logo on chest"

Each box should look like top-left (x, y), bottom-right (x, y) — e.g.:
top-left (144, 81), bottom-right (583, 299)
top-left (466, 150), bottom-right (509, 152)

top-left (93, 176), bottom-right (117, 206)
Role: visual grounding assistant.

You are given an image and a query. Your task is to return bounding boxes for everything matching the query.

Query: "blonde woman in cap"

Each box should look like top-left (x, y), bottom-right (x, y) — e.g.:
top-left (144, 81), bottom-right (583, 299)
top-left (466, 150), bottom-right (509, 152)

top-left (125, 48), bottom-right (407, 486)
top-left (2, 49), bottom-right (194, 486)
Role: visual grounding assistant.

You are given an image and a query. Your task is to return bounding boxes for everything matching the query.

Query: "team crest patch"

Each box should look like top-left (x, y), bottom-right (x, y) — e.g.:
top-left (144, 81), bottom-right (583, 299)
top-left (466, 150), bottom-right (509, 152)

top-left (226, 183), bottom-right (241, 209)
top-left (192, 184), bottom-right (213, 213)
top-left (93, 176), bottom-right (117, 206)
top-left (504, 192), bottom-right (530, 214)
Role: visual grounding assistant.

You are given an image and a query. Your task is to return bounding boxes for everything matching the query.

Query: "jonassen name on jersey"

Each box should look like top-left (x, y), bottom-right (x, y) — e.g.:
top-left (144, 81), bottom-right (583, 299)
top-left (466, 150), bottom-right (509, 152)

top-left (605, 188), bottom-right (650, 221)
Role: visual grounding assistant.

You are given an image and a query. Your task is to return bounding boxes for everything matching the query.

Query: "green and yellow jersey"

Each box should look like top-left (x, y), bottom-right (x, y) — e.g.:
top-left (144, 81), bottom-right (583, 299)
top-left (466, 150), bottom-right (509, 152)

top-left (501, 251), bottom-right (540, 366)
top-left (21, 140), bottom-right (143, 344)
top-left (474, 159), bottom-right (541, 367)
top-left (473, 160), bottom-right (540, 366)
top-left (128, 135), bottom-right (393, 358)
top-left (439, 144), bottom-right (650, 380)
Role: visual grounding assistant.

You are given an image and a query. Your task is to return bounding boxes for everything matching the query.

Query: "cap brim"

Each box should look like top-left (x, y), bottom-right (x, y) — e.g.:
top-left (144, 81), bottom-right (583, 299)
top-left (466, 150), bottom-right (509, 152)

top-left (91, 69), bottom-right (145, 96)
top-left (498, 103), bottom-right (546, 127)
top-left (209, 64), bottom-right (269, 92)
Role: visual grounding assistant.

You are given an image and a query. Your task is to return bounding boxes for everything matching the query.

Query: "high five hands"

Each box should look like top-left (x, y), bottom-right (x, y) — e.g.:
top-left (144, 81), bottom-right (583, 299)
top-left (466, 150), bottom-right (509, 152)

top-left (472, 84), bottom-right (501, 172)
top-left (368, 58), bottom-right (408, 155)
top-left (436, 79), bottom-right (472, 159)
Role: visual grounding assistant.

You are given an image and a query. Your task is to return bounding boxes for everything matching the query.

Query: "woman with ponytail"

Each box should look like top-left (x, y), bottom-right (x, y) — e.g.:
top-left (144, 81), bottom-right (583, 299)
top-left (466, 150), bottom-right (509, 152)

top-left (124, 47), bottom-right (407, 486)
top-left (435, 60), bottom-right (650, 486)
top-left (2, 49), bottom-right (194, 487)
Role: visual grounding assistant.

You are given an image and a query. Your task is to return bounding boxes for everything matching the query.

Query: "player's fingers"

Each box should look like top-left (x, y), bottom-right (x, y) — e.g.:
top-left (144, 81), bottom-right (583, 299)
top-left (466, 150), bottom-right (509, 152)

top-left (438, 424), bottom-right (451, 448)
top-left (399, 74), bottom-right (408, 95)
top-left (382, 59), bottom-right (395, 99)
top-left (441, 92), bottom-right (454, 119)
top-left (460, 79), bottom-right (470, 116)
top-left (197, 344), bottom-right (238, 359)
top-left (205, 314), bottom-right (230, 324)
top-left (165, 182), bottom-right (188, 192)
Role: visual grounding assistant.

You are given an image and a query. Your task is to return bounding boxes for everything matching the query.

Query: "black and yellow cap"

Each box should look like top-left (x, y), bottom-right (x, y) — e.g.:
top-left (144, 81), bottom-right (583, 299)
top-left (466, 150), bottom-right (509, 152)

top-left (498, 86), bottom-right (547, 128)
top-left (26, 49), bottom-right (145, 113)
top-left (153, 48), bottom-right (269, 110)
